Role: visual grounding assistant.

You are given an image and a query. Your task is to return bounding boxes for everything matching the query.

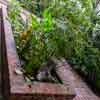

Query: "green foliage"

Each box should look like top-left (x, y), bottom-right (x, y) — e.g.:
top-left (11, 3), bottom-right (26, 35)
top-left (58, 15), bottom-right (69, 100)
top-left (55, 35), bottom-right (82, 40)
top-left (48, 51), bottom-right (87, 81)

top-left (8, 0), bottom-right (100, 89)
top-left (18, 0), bottom-right (40, 15)
top-left (18, 0), bottom-right (51, 16)
top-left (8, 1), bottom-right (55, 72)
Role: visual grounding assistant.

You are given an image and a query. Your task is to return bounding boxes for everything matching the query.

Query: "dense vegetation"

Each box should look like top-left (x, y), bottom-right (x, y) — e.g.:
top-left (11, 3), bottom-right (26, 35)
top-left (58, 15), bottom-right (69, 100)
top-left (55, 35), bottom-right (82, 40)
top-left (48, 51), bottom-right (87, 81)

top-left (8, 0), bottom-right (100, 89)
top-left (18, 0), bottom-right (53, 16)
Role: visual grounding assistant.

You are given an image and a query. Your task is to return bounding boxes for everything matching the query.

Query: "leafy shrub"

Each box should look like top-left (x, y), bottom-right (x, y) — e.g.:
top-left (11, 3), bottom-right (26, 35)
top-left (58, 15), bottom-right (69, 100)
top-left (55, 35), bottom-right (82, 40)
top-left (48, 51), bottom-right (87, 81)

top-left (8, 0), bottom-right (58, 72)
top-left (8, 0), bottom-right (100, 89)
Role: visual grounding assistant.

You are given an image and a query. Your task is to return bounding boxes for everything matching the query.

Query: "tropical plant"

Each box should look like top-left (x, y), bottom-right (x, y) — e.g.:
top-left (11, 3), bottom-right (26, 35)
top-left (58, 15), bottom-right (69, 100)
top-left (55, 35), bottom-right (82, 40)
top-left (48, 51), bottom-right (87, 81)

top-left (8, 0), bottom-right (100, 89)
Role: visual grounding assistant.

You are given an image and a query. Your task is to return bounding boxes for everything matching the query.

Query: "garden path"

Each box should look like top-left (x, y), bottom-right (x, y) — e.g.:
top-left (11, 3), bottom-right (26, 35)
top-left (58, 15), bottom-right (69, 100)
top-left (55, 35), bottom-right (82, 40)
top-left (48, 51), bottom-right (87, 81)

top-left (62, 60), bottom-right (100, 100)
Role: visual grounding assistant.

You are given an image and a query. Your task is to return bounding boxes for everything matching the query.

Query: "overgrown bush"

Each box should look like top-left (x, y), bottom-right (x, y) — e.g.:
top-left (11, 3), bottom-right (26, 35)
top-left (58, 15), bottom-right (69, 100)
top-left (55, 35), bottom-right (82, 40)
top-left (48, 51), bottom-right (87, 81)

top-left (8, 0), bottom-right (100, 89)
